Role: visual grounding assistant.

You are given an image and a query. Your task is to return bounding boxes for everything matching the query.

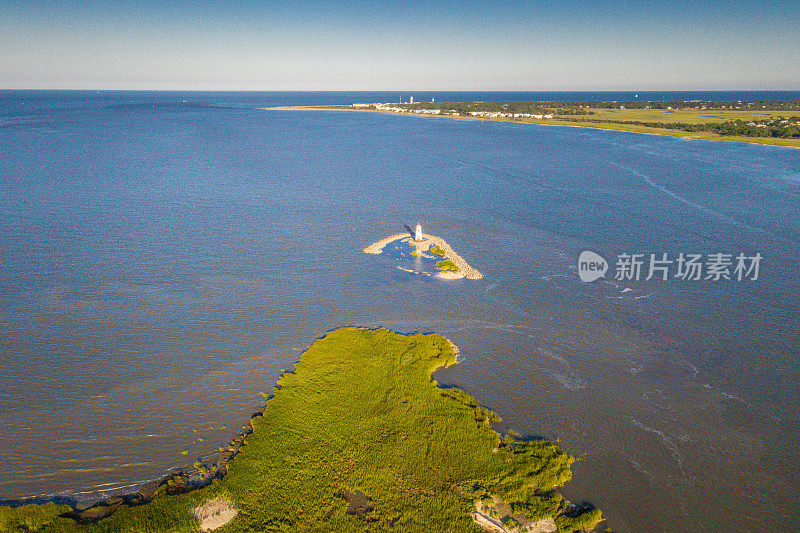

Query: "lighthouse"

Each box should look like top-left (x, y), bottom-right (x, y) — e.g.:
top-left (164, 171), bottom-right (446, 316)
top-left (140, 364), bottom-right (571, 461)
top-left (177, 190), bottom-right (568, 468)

top-left (415, 223), bottom-right (423, 242)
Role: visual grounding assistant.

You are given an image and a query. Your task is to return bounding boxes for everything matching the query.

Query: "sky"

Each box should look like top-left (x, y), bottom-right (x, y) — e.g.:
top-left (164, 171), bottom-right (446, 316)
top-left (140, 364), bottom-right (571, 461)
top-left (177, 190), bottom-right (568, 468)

top-left (1, 0), bottom-right (799, 90)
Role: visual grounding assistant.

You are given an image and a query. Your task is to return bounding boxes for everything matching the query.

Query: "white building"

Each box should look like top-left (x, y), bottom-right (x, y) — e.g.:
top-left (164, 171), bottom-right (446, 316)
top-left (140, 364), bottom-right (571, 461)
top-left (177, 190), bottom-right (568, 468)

top-left (415, 223), bottom-right (423, 241)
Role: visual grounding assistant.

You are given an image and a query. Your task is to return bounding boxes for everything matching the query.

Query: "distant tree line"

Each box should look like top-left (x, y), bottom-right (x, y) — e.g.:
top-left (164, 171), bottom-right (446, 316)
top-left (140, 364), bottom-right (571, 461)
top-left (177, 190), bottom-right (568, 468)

top-left (556, 117), bottom-right (800, 138)
top-left (397, 100), bottom-right (800, 113)
top-left (395, 101), bottom-right (592, 116)
top-left (583, 100), bottom-right (800, 111)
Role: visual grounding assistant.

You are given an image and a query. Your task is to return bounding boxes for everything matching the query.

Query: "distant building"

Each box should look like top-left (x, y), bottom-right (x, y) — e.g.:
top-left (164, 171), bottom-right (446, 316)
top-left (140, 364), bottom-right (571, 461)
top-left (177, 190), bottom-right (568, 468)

top-left (410, 96), bottom-right (414, 104)
top-left (415, 223), bottom-right (423, 241)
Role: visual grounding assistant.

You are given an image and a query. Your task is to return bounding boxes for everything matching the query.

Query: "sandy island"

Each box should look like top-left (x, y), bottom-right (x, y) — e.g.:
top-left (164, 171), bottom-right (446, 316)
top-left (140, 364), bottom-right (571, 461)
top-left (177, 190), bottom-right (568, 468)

top-left (364, 231), bottom-right (483, 280)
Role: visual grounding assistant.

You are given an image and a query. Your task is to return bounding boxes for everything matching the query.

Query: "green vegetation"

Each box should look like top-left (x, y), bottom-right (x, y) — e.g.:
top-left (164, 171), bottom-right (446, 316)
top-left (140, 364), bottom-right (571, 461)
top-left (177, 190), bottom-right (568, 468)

top-left (436, 260), bottom-right (459, 272)
top-left (554, 112), bottom-right (800, 139)
top-left (0, 328), bottom-right (600, 532)
top-left (0, 503), bottom-right (73, 532)
top-left (557, 509), bottom-right (604, 532)
top-left (423, 101), bottom-right (800, 142)
top-left (430, 244), bottom-right (446, 257)
top-left (312, 100), bottom-right (800, 147)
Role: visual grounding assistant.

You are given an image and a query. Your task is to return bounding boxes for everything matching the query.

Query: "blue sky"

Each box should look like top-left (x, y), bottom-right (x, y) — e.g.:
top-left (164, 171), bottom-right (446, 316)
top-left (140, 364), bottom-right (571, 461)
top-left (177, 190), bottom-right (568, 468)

top-left (2, 0), bottom-right (799, 90)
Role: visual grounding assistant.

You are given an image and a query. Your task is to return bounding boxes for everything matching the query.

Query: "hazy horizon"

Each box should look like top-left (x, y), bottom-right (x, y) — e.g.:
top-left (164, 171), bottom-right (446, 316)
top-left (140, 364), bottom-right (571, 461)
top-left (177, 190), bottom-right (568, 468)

top-left (4, 87), bottom-right (800, 92)
top-left (3, 0), bottom-right (799, 91)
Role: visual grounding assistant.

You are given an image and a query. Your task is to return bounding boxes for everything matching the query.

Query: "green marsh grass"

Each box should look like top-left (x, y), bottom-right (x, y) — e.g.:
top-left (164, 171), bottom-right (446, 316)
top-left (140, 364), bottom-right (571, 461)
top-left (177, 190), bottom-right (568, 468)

top-left (0, 328), bottom-right (600, 532)
top-left (436, 260), bottom-right (459, 272)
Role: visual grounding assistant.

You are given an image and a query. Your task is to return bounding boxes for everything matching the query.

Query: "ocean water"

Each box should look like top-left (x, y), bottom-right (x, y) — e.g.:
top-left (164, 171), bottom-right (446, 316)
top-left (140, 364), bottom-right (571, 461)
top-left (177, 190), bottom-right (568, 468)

top-left (1, 91), bottom-right (799, 531)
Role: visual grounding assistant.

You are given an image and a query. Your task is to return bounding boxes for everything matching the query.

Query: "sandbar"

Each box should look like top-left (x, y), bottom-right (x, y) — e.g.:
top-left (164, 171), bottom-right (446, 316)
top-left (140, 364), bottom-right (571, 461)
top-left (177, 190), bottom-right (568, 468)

top-left (364, 231), bottom-right (483, 280)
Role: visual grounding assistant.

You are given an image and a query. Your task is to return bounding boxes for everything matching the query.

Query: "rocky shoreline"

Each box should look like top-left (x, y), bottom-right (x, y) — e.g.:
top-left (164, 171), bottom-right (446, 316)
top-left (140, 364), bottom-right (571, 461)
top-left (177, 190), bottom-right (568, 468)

top-left (51, 404), bottom-right (268, 524)
top-left (1, 331), bottom-right (458, 526)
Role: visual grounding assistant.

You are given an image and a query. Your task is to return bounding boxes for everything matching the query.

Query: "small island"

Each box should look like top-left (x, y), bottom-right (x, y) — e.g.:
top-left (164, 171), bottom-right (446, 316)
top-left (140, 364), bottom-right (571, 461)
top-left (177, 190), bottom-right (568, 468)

top-left (0, 328), bottom-right (600, 532)
top-left (364, 225), bottom-right (483, 280)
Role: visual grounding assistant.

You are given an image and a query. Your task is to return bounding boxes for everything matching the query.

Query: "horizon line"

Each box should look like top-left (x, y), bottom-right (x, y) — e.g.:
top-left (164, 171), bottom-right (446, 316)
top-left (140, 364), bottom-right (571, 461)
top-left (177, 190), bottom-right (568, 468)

top-left (3, 87), bottom-right (800, 93)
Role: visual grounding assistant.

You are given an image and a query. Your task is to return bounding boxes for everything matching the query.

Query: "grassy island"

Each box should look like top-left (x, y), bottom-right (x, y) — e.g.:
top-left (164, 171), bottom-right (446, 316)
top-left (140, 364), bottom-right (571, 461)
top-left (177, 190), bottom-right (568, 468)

top-left (0, 328), bottom-right (600, 532)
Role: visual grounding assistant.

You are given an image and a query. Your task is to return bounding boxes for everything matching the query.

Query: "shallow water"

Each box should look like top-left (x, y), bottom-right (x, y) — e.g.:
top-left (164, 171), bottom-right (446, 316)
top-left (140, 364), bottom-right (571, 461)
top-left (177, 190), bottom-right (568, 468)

top-left (1, 92), bottom-right (799, 531)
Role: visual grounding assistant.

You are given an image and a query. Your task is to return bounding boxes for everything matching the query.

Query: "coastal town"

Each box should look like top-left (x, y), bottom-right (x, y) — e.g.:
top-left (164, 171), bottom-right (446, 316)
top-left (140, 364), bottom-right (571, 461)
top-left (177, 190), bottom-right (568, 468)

top-left (352, 102), bottom-right (554, 119)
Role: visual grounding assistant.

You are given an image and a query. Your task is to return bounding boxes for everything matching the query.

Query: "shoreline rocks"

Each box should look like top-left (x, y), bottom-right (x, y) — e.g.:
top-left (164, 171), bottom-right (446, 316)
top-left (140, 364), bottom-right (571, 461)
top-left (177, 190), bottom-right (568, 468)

top-left (53, 406), bottom-right (265, 524)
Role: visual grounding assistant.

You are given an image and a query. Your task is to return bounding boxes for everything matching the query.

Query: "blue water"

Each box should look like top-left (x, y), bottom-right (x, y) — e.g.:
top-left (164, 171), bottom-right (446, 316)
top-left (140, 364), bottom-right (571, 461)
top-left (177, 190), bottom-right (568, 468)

top-left (3, 89), bottom-right (800, 118)
top-left (1, 91), bottom-right (799, 531)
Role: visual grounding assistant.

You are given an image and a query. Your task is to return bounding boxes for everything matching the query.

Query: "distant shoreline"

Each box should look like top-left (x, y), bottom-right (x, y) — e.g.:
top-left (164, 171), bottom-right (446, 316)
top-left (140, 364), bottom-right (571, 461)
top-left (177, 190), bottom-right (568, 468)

top-left (263, 105), bottom-right (800, 149)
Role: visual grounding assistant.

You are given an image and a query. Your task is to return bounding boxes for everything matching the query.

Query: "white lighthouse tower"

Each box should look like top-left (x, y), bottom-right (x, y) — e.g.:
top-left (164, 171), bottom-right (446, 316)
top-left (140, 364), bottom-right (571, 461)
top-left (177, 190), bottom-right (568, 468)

top-left (415, 223), bottom-right (423, 242)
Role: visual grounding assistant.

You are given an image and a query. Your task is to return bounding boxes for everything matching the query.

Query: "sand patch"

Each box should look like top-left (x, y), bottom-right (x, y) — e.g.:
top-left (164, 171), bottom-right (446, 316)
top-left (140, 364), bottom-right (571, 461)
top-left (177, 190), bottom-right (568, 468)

top-left (437, 270), bottom-right (465, 280)
top-left (448, 340), bottom-right (461, 362)
top-left (193, 496), bottom-right (238, 531)
top-left (363, 233), bottom-right (408, 254)
top-left (472, 499), bottom-right (557, 533)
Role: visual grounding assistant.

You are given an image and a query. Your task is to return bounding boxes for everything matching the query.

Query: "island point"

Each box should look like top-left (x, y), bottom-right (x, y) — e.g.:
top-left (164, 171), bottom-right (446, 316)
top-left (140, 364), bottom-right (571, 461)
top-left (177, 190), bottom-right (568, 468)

top-left (0, 327), bottom-right (601, 532)
top-left (364, 224), bottom-right (483, 280)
